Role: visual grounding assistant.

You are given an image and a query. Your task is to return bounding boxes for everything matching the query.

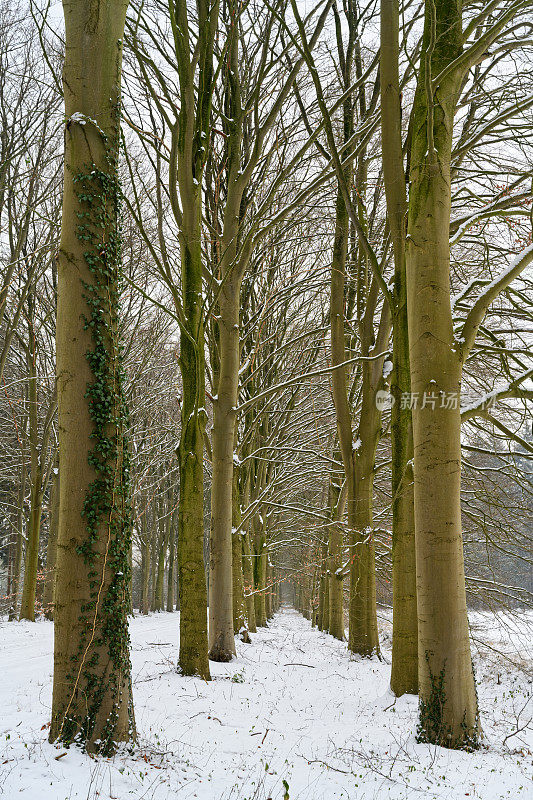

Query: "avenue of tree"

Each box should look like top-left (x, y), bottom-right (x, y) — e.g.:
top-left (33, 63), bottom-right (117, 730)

top-left (0, 0), bottom-right (532, 756)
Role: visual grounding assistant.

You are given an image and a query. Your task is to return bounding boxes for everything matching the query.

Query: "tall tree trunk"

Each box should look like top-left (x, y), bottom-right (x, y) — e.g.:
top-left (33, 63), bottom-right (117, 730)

top-left (231, 466), bottom-right (249, 640)
top-left (321, 567), bottom-right (330, 631)
top-left (242, 528), bottom-right (257, 633)
top-left (390, 423), bottom-right (416, 694)
top-left (380, 0), bottom-right (418, 699)
top-left (207, 9), bottom-right (243, 659)
top-left (154, 493), bottom-right (168, 612)
top-left (6, 529), bottom-right (13, 612)
top-left (317, 540), bottom-right (328, 632)
top-left (208, 277), bottom-right (239, 661)
top-left (253, 519), bottom-right (267, 627)
top-left (154, 534), bottom-right (166, 612)
top-left (174, 129), bottom-right (210, 676)
top-left (43, 466), bottom-right (59, 620)
top-left (166, 509), bottom-right (176, 612)
top-left (328, 537), bottom-right (345, 638)
top-left (303, 566), bottom-right (312, 620)
top-left (20, 336), bottom-right (43, 621)
top-left (265, 560), bottom-right (273, 621)
top-left (349, 335), bottom-right (387, 657)
top-left (328, 475), bottom-right (345, 640)
top-left (406, 0), bottom-right (478, 747)
top-left (8, 462), bottom-right (26, 621)
top-left (150, 520), bottom-right (157, 608)
top-left (141, 535), bottom-right (150, 615)
top-left (49, 0), bottom-right (134, 753)
top-left (330, 182), bottom-right (359, 643)
top-left (350, 453), bottom-right (379, 655)
top-left (169, 0), bottom-right (218, 682)
top-left (331, 178), bottom-right (382, 656)
top-left (19, 491), bottom-right (43, 620)
top-left (348, 56), bottom-right (389, 653)
top-left (128, 538), bottom-right (133, 615)
top-left (177, 347), bottom-right (210, 675)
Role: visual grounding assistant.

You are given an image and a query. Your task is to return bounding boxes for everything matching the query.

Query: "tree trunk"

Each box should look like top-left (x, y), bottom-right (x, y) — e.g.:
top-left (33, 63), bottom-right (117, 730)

top-left (19, 489), bottom-right (43, 621)
top-left (331, 190), bottom-right (383, 656)
top-left (153, 498), bottom-right (168, 612)
top-left (406, 0), bottom-right (478, 747)
top-left (128, 538), bottom-right (133, 615)
top-left (166, 511), bottom-right (176, 612)
top-left (349, 451), bottom-right (379, 656)
top-left (8, 462), bottom-right (26, 621)
top-left (253, 521), bottom-right (267, 627)
top-left (242, 529), bottom-right (257, 633)
top-left (208, 280), bottom-right (239, 662)
top-left (328, 478), bottom-right (345, 640)
top-left (168, 0), bottom-right (217, 682)
top-left (265, 560), bottom-right (273, 621)
top-left (177, 405), bottom-right (210, 677)
top-left (175, 164), bottom-right (210, 679)
top-left (149, 520), bottom-right (157, 608)
top-left (231, 467), bottom-right (249, 640)
top-left (43, 466), bottom-right (60, 620)
top-left (20, 335), bottom-right (44, 621)
top-left (154, 534), bottom-right (166, 611)
top-left (49, 0), bottom-right (134, 753)
top-left (380, 0), bottom-right (418, 698)
top-left (390, 420), bottom-right (417, 695)
top-left (317, 540), bottom-right (328, 632)
top-left (206, 0), bottom-right (263, 658)
top-left (349, 344), bottom-right (386, 657)
top-left (141, 535), bottom-right (150, 615)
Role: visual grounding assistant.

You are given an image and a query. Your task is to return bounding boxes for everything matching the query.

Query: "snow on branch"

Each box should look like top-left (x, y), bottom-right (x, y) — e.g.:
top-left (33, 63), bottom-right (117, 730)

top-left (459, 242), bottom-right (533, 359)
top-left (450, 192), bottom-right (531, 247)
top-left (461, 367), bottom-right (533, 420)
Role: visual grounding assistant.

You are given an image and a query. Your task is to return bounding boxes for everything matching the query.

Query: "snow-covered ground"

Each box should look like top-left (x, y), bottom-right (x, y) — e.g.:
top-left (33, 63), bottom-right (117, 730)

top-left (0, 606), bottom-right (531, 799)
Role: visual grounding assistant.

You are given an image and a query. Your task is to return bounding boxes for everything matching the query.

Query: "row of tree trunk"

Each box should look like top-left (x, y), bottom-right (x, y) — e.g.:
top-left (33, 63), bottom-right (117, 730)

top-left (296, 0), bottom-right (515, 751)
top-left (43, 0), bottom-right (533, 758)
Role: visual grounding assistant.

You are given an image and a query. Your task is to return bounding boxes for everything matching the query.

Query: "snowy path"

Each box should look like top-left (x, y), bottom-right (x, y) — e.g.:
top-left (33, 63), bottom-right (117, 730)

top-left (0, 606), bottom-right (531, 799)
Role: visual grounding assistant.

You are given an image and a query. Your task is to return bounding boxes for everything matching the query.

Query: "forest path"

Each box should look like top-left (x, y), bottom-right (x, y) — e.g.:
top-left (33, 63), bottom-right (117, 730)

top-left (0, 606), bottom-right (530, 799)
